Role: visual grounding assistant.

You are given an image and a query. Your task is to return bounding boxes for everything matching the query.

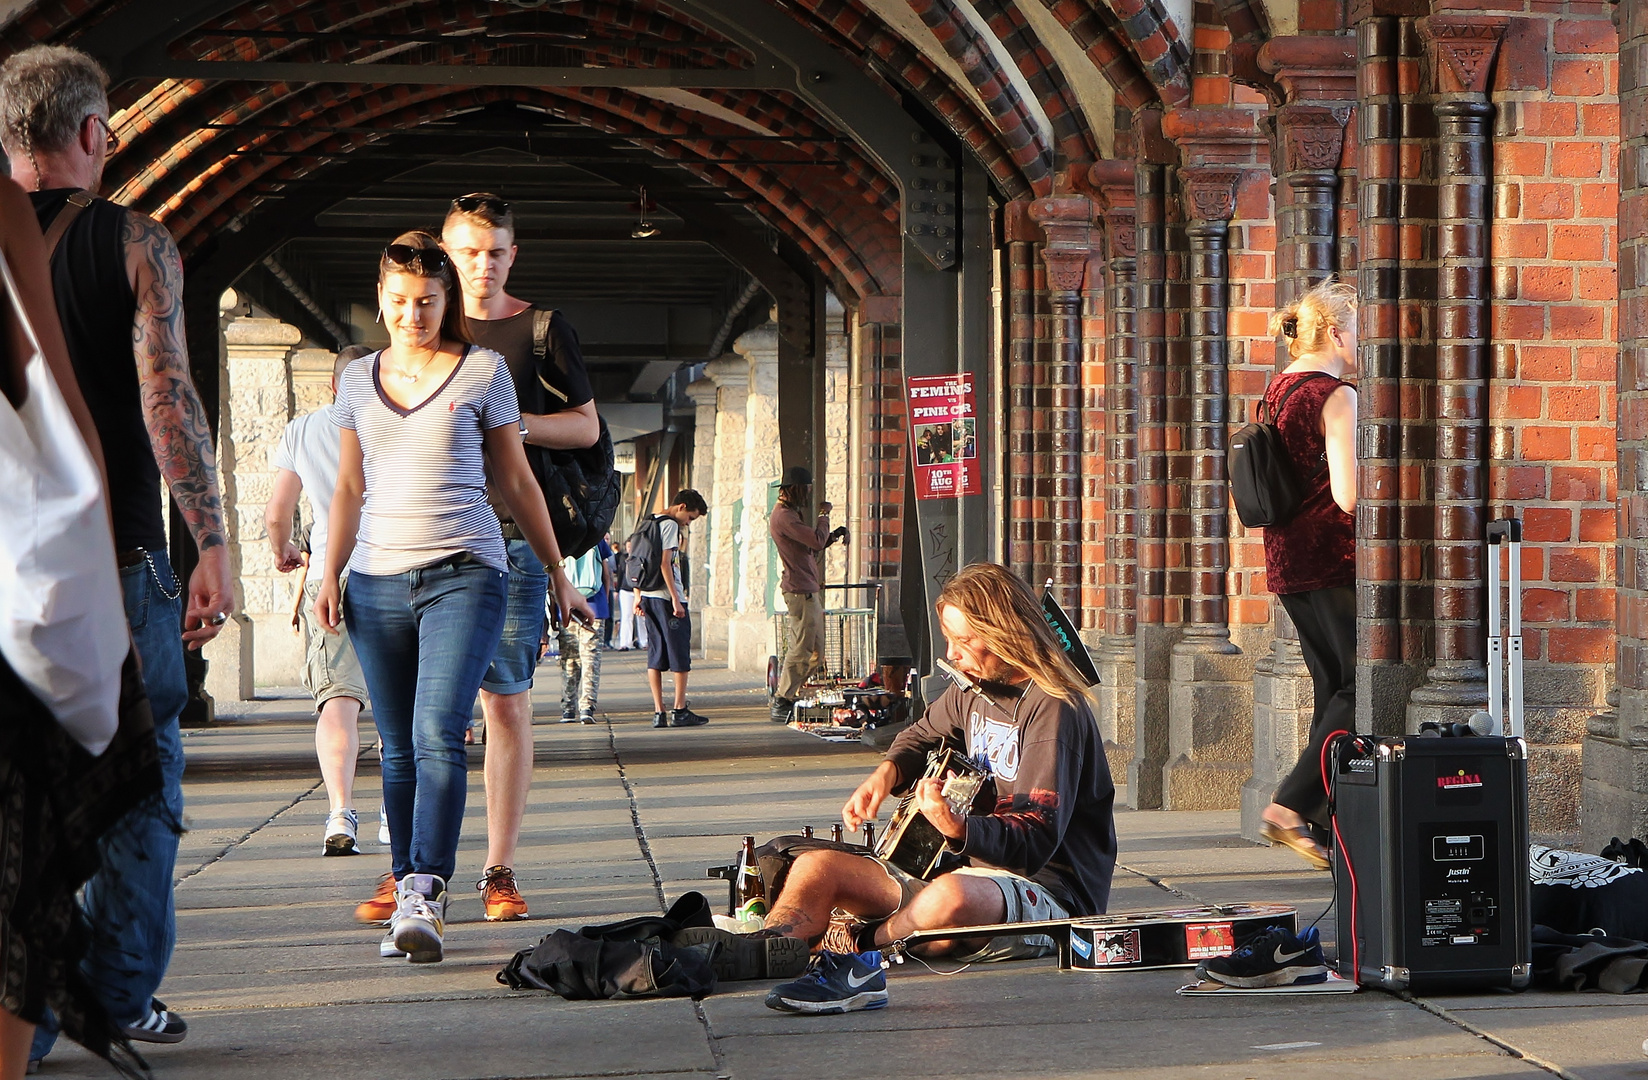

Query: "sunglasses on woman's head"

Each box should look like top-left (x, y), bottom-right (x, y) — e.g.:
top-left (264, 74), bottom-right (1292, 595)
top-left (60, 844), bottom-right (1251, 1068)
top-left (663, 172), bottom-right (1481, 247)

top-left (383, 244), bottom-right (450, 274)
top-left (452, 193), bottom-right (510, 214)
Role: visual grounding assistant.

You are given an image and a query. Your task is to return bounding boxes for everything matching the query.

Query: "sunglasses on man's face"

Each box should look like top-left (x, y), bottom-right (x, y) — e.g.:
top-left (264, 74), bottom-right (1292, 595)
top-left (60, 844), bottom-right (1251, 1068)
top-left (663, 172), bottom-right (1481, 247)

top-left (383, 244), bottom-right (450, 274)
top-left (452, 193), bottom-right (510, 215)
top-left (91, 114), bottom-right (118, 154)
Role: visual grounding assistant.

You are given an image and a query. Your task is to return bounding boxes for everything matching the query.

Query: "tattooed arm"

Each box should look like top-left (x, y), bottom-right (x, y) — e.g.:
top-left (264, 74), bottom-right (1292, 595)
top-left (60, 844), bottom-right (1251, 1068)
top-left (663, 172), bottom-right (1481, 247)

top-left (124, 210), bottom-right (235, 648)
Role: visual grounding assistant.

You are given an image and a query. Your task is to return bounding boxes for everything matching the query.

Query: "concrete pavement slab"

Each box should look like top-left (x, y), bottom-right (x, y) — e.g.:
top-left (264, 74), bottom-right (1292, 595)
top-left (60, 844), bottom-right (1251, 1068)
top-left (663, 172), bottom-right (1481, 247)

top-left (26, 653), bottom-right (1647, 1078)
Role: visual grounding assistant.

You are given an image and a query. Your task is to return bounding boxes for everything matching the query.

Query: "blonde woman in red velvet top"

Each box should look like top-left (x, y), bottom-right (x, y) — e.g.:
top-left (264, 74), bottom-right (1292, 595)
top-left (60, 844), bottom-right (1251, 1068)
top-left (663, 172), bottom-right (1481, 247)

top-left (1257, 280), bottom-right (1359, 870)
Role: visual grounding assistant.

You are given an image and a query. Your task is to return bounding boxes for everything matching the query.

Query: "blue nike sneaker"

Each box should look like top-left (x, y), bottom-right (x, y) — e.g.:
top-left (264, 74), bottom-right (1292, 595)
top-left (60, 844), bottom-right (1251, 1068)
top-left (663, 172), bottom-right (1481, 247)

top-left (1198, 925), bottom-right (1328, 988)
top-left (764, 950), bottom-right (889, 1014)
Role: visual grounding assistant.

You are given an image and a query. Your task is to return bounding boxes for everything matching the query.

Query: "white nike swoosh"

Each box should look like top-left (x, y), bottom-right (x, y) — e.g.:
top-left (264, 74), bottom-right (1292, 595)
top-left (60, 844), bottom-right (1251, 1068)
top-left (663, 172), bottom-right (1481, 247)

top-left (1273, 946), bottom-right (1311, 964)
top-left (845, 968), bottom-right (879, 988)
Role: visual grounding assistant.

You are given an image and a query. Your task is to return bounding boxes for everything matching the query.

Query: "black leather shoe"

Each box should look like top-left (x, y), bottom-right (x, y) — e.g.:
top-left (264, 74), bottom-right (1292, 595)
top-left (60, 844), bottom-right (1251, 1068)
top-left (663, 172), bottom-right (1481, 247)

top-left (653, 711), bottom-right (669, 728)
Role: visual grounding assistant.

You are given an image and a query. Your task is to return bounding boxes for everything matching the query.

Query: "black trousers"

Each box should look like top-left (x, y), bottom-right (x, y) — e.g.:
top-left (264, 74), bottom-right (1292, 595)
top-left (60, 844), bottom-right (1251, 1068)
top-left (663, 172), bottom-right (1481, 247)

top-left (1273, 585), bottom-right (1356, 828)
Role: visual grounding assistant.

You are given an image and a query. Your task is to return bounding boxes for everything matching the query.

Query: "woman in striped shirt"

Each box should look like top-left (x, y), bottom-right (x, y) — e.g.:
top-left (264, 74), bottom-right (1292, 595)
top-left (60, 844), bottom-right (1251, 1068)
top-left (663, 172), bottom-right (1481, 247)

top-left (313, 231), bottom-right (591, 964)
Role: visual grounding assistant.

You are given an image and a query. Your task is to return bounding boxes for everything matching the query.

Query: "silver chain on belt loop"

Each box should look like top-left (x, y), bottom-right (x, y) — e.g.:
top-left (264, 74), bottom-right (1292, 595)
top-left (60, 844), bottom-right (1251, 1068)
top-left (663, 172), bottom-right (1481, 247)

top-left (140, 547), bottom-right (183, 602)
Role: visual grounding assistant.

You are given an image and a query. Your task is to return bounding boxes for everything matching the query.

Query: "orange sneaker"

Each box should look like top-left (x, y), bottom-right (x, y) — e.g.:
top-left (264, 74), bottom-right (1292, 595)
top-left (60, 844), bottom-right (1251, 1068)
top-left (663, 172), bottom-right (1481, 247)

top-left (478, 864), bottom-right (529, 921)
top-left (355, 872), bottom-right (398, 924)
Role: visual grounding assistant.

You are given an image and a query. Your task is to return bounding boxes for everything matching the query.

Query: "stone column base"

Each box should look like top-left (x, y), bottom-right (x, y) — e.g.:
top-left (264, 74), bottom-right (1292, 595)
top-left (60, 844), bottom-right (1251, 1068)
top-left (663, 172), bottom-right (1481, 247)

top-left (1128, 624), bottom-right (1177, 809)
top-left (1095, 636), bottom-right (1136, 790)
top-left (1241, 650), bottom-right (1314, 841)
top-left (702, 603), bottom-right (734, 660)
top-left (728, 609), bottom-right (776, 676)
top-left (202, 614), bottom-right (255, 702)
top-left (1581, 720), bottom-right (1647, 850)
top-left (1357, 659), bottom-right (1426, 736)
top-left (1163, 643), bottom-right (1256, 811)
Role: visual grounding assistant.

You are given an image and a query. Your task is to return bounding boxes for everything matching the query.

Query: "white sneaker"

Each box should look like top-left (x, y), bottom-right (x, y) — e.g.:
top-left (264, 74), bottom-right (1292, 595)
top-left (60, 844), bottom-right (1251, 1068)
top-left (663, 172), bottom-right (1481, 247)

top-left (378, 807), bottom-right (390, 846)
top-left (390, 874), bottom-right (446, 963)
top-left (323, 808), bottom-right (359, 856)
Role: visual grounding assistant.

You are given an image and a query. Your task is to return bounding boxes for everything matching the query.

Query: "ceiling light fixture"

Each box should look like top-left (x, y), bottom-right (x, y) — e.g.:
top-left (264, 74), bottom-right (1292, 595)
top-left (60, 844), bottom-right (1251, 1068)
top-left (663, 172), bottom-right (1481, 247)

top-left (631, 185), bottom-right (660, 239)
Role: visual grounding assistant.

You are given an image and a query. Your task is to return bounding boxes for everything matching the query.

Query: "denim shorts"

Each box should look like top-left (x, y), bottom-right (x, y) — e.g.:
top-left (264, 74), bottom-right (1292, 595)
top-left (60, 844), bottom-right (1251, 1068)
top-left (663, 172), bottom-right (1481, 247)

top-left (482, 539), bottom-right (549, 695)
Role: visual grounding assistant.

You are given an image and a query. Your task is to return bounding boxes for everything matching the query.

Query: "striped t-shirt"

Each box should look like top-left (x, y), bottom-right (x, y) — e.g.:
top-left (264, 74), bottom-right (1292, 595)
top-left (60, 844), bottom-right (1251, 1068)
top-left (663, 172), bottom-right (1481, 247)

top-left (334, 345), bottom-right (521, 576)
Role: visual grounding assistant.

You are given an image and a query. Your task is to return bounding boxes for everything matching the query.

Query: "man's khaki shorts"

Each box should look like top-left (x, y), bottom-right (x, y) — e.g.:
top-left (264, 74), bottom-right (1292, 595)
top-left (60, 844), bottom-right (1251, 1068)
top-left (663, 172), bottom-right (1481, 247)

top-left (301, 577), bottom-right (368, 708)
top-left (876, 858), bottom-right (1068, 962)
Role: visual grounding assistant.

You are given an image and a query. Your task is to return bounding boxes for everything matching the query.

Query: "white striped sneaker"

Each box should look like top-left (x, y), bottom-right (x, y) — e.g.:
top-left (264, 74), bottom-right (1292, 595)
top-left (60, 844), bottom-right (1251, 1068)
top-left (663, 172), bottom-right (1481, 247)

top-left (123, 999), bottom-right (187, 1043)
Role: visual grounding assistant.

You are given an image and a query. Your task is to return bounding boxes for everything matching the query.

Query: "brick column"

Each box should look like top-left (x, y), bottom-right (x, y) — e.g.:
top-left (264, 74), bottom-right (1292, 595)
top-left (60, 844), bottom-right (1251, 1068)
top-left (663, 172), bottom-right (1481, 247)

top-left (1245, 36), bottom-right (1357, 839)
top-left (1131, 144), bottom-right (1173, 809)
top-left (1005, 200), bottom-right (1038, 582)
top-left (1354, 14), bottom-right (1421, 736)
top-left (1407, 17), bottom-right (1507, 732)
top-left (1583, 0), bottom-right (1647, 844)
top-left (1030, 195), bottom-right (1095, 615)
top-left (1092, 160), bottom-right (1138, 785)
top-left (1163, 161), bottom-right (1259, 809)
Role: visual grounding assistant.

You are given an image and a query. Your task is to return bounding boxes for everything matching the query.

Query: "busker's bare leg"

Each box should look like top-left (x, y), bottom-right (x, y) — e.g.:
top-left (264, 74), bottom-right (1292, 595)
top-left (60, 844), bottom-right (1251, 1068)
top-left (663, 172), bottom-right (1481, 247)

top-left (873, 872), bottom-right (1007, 957)
top-left (480, 688), bottom-right (534, 869)
top-left (672, 671), bottom-right (688, 711)
top-left (316, 695), bottom-right (362, 811)
top-left (763, 849), bottom-right (902, 945)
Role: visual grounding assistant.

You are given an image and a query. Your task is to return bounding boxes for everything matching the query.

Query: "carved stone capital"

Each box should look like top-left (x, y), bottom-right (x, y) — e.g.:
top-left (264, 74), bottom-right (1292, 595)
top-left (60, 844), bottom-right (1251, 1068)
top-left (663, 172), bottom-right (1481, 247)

top-left (1029, 195), bottom-right (1096, 293)
top-left (1419, 16), bottom-right (1509, 95)
top-left (1178, 166), bottom-right (1245, 224)
top-left (1003, 197), bottom-right (1038, 245)
top-left (1257, 35), bottom-right (1357, 105)
top-left (1276, 105), bottom-right (1350, 176)
top-left (1161, 108), bottom-right (1268, 168)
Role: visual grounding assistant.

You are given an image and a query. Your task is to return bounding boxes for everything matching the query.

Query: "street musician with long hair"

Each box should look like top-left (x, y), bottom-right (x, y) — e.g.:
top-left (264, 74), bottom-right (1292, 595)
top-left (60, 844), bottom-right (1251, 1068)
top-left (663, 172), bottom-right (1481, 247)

top-left (742, 563), bottom-right (1117, 1012)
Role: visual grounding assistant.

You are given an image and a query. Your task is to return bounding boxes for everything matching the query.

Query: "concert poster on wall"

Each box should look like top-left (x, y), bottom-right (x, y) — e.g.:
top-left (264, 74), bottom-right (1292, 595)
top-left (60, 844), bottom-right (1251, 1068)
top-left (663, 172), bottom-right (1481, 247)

top-left (906, 373), bottom-right (981, 501)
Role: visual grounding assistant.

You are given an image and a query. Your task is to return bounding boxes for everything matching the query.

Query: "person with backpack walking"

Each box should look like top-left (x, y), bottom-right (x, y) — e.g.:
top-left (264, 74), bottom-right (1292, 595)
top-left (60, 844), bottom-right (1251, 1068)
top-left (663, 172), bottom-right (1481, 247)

top-left (314, 231), bottom-right (591, 965)
top-left (442, 192), bottom-right (601, 922)
top-left (614, 537), bottom-right (648, 651)
top-left (1253, 280), bottom-right (1358, 871)
top-left (624, 491), bottom-right (710, 728)
top-left (560, 536), bottom-right (613, 724)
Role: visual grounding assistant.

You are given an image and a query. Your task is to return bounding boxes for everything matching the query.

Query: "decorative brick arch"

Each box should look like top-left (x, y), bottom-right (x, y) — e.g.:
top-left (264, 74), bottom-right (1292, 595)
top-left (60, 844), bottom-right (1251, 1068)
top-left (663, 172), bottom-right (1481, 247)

top-left (152, 82), bottom-right (898, 296)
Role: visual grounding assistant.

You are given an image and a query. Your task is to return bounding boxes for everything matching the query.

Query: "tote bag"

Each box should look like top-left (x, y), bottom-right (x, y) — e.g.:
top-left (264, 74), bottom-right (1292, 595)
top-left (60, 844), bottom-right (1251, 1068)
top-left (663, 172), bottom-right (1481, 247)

top-left (0, 245), bottom-right (126, 755)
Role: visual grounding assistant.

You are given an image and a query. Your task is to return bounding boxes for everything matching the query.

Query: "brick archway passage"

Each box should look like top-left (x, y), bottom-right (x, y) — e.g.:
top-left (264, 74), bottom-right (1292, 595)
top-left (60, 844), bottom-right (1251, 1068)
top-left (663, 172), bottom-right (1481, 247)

top-left (4, 0), bottom-right (1634, 839)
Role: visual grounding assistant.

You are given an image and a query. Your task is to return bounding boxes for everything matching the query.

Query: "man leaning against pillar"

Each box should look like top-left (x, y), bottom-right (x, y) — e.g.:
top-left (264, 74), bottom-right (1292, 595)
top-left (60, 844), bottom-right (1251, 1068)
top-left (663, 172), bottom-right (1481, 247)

top-left (768, 465), bottom-right (847, 723)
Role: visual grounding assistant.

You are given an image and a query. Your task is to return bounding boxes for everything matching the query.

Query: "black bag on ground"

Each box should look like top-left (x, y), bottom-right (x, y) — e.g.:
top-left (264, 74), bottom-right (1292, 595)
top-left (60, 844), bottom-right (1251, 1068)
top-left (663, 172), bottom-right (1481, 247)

top-left (1228, 371), bottom-right (1338, 528)
top-left (525, 309), bottom-right (619, 559)
top-left (620, 514), bottom-right (668, 592)
top-left (496, 892), bottom-right (717, 1000)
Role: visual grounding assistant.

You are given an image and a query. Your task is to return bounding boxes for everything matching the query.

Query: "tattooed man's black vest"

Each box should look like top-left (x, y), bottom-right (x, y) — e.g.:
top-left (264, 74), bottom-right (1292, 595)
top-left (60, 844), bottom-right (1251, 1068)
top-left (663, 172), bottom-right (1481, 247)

top-left (33, 190), bottom-right (165, 552)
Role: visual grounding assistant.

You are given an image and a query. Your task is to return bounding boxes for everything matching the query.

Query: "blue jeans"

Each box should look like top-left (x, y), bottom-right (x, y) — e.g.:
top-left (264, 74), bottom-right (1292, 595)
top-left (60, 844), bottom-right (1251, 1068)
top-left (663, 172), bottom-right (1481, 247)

top-left (343, 554), bottom-right (507, 882)
top-left (480, 539), bottom-right (548, 695)
top-left (33, 550), bottom-right (188, 1060)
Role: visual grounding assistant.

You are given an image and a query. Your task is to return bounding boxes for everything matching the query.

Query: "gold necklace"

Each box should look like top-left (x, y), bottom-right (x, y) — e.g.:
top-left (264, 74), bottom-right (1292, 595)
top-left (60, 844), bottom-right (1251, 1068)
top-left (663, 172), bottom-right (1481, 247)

top-left (391, 345), bottom-right (442, 383)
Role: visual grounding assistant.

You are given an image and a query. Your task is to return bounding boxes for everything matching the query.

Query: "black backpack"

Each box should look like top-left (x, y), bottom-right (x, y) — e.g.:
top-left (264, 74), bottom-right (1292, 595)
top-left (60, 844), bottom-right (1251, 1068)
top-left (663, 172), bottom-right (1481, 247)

top-left (525, 309), bottom-right (620, 559)
top-left (620, 515), bottom-right (668, 592)
top-left (1229, 372), bottom-right (1339, 528)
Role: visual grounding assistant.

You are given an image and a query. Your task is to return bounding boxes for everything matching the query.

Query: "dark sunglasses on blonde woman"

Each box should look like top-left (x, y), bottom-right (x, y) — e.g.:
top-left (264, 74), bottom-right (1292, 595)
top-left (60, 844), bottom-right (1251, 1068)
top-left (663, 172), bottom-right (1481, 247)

top-left (382, 244), bottom-right (450, 274)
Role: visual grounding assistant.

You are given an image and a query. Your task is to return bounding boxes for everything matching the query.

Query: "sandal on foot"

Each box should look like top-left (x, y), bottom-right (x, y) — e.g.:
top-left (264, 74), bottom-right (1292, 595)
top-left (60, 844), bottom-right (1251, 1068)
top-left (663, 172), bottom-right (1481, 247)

top-left (1259, 820), bottom-right (1331, 871)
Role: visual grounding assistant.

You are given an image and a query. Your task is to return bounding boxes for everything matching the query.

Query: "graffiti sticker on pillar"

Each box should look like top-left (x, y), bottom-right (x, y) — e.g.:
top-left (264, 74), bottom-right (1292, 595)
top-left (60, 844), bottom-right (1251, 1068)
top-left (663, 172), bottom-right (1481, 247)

top-left (907, 374), bottom-right (980, 500)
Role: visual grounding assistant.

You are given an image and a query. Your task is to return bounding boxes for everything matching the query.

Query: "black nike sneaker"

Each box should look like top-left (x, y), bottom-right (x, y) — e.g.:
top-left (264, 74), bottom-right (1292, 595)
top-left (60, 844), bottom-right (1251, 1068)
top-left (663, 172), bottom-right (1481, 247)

top-left (1198, 925), bottom-right (1328, 988)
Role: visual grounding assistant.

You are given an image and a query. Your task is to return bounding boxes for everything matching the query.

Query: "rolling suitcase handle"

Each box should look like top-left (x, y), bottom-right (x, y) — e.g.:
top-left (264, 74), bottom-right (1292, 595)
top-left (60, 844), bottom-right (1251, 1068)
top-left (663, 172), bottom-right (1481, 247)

top-left (1485, 518), bottom-right (1523, 740)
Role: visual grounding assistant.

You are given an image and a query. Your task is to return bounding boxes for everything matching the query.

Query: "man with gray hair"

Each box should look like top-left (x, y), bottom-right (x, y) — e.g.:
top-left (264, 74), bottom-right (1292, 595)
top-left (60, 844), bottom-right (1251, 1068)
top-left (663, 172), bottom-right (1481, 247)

top-left (0, 44), bottom-right (234, 1061)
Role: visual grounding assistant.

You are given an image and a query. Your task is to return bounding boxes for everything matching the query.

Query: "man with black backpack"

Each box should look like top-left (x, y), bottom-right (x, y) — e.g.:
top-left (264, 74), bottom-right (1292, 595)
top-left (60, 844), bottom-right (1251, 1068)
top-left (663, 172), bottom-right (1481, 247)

top-left (444, 192), bottom-right (600, 922)
top-left (623, 490), bottom-right (710, 729)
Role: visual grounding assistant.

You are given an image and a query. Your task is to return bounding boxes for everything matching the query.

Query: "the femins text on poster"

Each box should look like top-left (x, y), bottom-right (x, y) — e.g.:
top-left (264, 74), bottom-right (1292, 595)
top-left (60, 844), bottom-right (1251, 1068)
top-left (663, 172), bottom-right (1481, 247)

top-left (907, 373), bottom-right (980, 500)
